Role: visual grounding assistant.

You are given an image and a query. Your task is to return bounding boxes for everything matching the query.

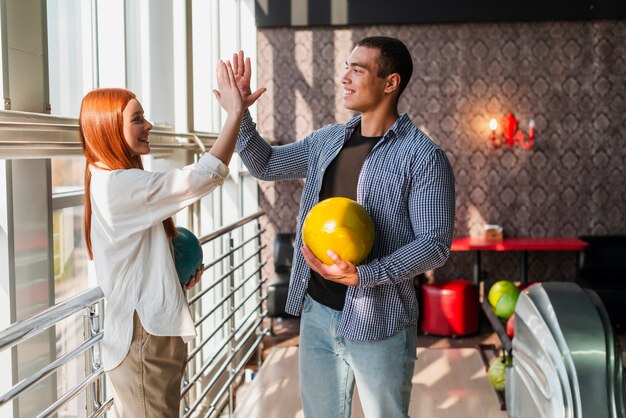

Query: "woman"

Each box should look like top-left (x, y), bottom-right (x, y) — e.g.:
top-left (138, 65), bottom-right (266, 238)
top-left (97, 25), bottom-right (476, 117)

top-left (79, 60), bottom-right (264, 417)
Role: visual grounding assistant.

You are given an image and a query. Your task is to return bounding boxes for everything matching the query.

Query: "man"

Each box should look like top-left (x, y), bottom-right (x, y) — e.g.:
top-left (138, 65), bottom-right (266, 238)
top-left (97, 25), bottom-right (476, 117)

top-left (230, 36), bottom-right (455, 417)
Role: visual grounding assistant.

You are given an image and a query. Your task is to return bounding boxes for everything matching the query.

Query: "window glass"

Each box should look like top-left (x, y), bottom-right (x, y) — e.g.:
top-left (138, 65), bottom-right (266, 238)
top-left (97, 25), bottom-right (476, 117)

top-left (53, 206), bottom-right (88, 302)
top-left (51, 156), bottom-right (84, 194)
top-left (125, 1), bottom-right (176, 128)
top-left (47, 0), bottom-right (94, 117)
top-left (191, 0), bottom-right (218, 133)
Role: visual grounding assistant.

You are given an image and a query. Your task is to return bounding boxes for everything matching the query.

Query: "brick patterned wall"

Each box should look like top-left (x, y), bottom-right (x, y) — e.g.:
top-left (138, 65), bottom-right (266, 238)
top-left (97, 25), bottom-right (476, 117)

top-left (253, 20), bottom-right (626, 285)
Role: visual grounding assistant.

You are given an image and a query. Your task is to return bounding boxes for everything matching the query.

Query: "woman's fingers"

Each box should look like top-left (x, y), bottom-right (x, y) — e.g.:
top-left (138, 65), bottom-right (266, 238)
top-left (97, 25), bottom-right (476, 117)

top-left (225, 60), bottom-right (236, 85)
top-left (183, 265), bottom-right (204, 290)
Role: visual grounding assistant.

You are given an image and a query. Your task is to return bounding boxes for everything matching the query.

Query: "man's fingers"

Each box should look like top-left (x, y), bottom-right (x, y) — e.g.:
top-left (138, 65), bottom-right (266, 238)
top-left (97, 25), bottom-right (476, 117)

top-left (239, 51), bottom-right (246, 76)
top-left (326, 250), bottom-right (343, 266)
top-left (232, 52), bottom-right (239, 75)
top-left (247, 88), bottom-right (267, 105)
top-left (245, 57), bottom-right (252, 80)
top-left (233, 51), bottom-right (245, 77)
top-left (301, 246), bottom-right (323, 275)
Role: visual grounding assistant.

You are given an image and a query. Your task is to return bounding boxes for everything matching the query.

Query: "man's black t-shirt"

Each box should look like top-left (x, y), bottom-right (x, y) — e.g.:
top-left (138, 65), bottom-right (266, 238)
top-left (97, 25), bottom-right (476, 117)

top-left (307, 125), bottom-right (382, 310)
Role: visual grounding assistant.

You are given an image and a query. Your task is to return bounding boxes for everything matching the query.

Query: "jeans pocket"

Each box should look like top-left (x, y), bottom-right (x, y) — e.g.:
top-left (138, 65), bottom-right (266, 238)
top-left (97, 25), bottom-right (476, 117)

top-left (302, 294), bottom-right (313, 313)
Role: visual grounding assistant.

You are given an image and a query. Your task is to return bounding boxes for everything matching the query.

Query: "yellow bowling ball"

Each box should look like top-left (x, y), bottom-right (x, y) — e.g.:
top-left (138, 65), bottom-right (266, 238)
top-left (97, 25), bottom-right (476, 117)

top-left (302, 197), bottom-right (375, 265)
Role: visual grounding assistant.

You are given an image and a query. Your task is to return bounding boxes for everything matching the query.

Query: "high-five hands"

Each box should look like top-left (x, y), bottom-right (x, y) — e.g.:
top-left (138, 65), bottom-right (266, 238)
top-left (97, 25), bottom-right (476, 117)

top-left (232, 50), bottom-right (266, 109)
top-left (209, 53), bottom-right (264, 167)
top-left (212, 60), bottom-right (244, 115)
top-left (301, 245), bottom-right (359, 286)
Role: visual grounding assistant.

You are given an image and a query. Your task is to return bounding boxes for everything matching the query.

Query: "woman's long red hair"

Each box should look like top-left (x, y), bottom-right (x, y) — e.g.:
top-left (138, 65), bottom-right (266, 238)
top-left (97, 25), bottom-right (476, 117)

top-left (79, 88), bottom-right (176, 259)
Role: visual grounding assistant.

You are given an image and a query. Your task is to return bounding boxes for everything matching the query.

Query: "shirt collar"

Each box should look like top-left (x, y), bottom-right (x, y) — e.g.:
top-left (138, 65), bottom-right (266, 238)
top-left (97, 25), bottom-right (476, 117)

top-left (345, 113), bottom-right (412, 140)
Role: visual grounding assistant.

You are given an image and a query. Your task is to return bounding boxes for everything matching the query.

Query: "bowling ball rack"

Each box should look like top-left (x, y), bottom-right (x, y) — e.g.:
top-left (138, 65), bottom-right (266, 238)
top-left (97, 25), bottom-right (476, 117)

top-left (479, 299), bottom-right (512, 411)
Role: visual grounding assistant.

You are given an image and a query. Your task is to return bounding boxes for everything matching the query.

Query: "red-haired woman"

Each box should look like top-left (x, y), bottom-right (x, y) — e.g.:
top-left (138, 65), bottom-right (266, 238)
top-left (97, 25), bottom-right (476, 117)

top-left (79, 60), bottom-right (264, 417)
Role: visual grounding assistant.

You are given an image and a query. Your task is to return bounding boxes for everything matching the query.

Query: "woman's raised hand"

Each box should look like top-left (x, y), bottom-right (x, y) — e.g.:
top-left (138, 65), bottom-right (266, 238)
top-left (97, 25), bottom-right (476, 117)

top-left (213, 60), bottom-right (244, 115)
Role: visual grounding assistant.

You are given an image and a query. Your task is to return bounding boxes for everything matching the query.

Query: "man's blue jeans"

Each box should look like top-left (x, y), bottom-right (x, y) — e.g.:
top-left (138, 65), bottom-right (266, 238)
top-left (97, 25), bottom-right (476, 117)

top-left (299, 294), bottom-right (417, 418)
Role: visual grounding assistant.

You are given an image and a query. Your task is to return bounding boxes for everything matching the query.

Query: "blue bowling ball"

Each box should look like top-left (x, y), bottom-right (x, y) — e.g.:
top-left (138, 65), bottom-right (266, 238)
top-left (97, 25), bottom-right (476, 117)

top-left (172, 227), bottom-right (203, 285)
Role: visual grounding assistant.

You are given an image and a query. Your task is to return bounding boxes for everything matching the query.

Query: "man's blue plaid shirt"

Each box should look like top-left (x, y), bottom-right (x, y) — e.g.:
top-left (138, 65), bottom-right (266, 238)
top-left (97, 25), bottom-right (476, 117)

top-left (237, 110), bottom-right (455, 341)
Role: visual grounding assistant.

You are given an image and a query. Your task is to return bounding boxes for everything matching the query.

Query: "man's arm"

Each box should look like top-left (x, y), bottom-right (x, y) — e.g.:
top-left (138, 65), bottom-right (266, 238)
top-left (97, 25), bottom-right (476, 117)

top-left (357, 148), bottom-right (455, 287)
top-left (237, 111), bottom-right (311, 181)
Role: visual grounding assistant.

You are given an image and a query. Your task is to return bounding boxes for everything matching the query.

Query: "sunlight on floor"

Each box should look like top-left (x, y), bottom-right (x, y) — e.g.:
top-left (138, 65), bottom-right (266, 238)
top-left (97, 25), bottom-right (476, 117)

top-left (234, 346), bottom-right (507, 418)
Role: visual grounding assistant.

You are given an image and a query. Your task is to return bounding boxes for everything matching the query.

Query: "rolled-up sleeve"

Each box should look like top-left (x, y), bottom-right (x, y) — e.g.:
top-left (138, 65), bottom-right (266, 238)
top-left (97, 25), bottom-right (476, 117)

top-left (99, 153), bottom-right (229, 234)
top-left (237, 110), bottom-right (310, 181)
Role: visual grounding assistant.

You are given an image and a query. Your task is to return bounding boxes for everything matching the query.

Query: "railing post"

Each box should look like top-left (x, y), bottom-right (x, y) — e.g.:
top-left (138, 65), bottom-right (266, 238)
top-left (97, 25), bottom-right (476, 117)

top-left (227, 233), bottom-right (236, 416)
top-left (181, 364), bottom-right (190, 416)
top-left (83, 303), bottom-right (102, 416)
top-left (256, 220), bottom-right (264, 369)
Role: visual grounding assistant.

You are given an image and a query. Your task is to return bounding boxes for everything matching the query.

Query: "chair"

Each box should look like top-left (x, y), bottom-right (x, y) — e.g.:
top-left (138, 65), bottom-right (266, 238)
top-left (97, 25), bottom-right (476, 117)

top-left (577, 235), bottom-right (626, 329)
top-left (421, 279), bottom-right (479, 337)
top-left (267, 233), bottom-right (296, 333)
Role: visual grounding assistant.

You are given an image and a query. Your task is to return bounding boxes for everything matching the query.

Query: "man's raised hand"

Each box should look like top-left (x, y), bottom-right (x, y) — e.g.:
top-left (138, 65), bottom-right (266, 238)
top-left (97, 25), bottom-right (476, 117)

top-left (232, 50), bottom-right (266, 109)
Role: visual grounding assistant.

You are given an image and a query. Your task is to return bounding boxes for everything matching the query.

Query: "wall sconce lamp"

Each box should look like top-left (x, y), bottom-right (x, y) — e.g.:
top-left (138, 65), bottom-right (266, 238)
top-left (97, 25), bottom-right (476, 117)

top-left (488, 112), bottom-right (535, 150)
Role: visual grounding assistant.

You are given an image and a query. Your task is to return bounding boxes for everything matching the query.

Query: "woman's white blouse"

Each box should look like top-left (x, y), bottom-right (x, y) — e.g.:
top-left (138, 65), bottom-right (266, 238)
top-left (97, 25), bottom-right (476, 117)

top-left (89, 153), bottom-right (228, 370)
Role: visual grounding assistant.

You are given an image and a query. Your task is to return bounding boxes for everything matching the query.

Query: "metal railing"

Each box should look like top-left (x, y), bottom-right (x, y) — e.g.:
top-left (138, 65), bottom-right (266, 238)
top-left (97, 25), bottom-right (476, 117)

top-left (0, 211), bottom-right (268, 418)
top-left (0, 109), bottom-right (218, 159)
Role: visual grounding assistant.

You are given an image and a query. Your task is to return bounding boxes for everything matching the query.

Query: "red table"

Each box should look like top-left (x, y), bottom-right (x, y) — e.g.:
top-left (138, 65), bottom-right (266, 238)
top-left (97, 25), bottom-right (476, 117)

top-left (451, 237), bottom-right (589, 284)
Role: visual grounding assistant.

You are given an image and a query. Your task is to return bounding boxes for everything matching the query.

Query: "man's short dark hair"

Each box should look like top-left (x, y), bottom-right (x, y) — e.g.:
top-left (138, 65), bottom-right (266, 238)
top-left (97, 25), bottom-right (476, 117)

top-left (356, 36), bottom-right (413, 100)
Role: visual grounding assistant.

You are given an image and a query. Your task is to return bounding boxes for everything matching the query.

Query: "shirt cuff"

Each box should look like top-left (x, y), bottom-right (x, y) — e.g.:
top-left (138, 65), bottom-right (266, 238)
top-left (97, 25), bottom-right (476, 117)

top-left (237, 110), bottom-right (257, 151)
top-left (196, 152), bottom-right (229, 179)
top-left (356, 263), bottom-right (378, 288)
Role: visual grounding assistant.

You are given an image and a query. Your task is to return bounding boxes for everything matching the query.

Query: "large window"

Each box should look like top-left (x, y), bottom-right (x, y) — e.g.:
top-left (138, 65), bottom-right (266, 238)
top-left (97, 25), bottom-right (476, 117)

top-left (1, 1), bottom-right (259, 416)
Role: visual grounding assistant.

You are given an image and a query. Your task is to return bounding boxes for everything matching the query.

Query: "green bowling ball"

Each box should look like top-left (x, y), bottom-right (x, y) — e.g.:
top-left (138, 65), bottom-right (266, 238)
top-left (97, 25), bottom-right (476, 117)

top-left (487, 355), bottom-right (511, 392)
top-left (172, 227), bottom-right (203, 285)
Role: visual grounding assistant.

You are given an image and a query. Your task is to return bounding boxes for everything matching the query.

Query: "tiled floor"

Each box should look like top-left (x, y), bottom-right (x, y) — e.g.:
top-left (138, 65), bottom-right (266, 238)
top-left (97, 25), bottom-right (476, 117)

top-left (234, 345), bottom-right (508, 418)
top-left (231, 317), bottom-right (509, 417)
top-left (235, 316), bottom-right (626, 417)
